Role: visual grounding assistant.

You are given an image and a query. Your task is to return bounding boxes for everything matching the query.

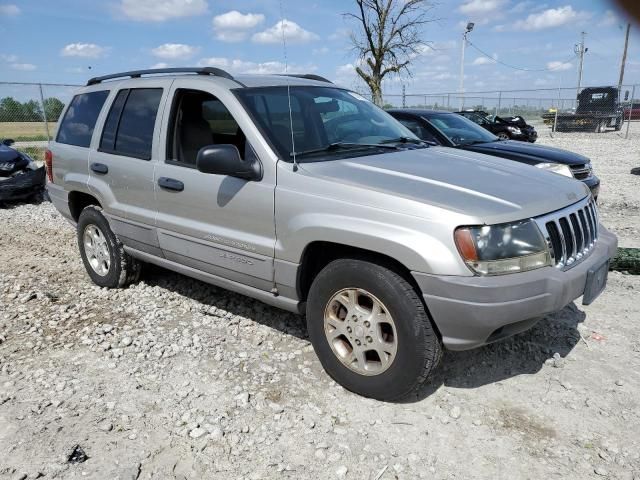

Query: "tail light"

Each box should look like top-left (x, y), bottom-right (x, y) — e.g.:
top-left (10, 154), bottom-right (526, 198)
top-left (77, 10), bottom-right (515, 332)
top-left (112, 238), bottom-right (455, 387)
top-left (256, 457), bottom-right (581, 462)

top-left (45, 149), bottom-right (53, 183)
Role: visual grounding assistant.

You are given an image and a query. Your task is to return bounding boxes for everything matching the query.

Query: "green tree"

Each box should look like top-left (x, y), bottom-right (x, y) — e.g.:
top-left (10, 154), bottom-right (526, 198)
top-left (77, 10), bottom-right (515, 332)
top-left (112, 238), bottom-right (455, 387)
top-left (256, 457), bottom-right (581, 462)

top-left (44, 97), bottom-right (65, 122)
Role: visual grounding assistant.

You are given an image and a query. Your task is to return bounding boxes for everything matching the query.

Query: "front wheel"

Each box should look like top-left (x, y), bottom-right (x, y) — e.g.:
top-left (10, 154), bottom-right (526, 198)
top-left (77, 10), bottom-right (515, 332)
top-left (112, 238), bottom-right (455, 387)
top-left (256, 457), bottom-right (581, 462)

top-left (497, 132), bottom-right (509, 140)
top-left (306, 258), bottom-right (442, 401)
top-left (77, 206), bottom-right (141, 288)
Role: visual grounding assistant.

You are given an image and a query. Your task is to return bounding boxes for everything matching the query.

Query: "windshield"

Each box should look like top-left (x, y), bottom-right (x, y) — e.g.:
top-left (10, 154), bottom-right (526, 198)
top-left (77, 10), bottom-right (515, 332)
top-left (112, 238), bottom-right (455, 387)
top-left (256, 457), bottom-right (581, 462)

top-left (235, 86), bottom-right (420, 161)
top-left (425, 113), bottom-right (498, 146)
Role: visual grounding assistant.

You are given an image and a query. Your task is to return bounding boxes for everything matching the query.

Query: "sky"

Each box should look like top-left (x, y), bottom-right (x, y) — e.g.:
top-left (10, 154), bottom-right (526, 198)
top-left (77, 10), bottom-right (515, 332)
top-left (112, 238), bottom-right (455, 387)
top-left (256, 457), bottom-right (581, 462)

top-left (1, 0), bottom-right (639, 98)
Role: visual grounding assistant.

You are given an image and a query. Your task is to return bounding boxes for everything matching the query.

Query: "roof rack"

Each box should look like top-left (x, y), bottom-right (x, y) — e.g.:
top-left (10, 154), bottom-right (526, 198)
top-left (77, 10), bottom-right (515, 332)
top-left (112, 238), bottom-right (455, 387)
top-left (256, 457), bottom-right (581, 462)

top-left (278, 74), bottom-right (333, 84)
top-left (86, 67), bottom-right (234, 86)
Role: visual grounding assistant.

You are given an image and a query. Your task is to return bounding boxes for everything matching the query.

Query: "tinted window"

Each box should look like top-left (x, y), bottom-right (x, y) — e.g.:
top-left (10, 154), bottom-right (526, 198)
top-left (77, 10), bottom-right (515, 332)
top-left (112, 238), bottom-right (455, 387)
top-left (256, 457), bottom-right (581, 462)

top-left (56, 91), bottom-right (109, 147)
top-left (99, 89), bottom-right (129, 151)
top-left (113, 88), bottom-right (162, 159)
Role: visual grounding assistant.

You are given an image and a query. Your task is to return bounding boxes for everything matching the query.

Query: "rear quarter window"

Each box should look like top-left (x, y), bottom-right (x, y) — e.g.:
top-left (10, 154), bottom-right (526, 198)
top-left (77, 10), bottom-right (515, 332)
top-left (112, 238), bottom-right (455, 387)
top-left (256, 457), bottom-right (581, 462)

top-left (56, 90), bottom-right (110, 147)
top-left (98, 88), bottom-right (162, 160)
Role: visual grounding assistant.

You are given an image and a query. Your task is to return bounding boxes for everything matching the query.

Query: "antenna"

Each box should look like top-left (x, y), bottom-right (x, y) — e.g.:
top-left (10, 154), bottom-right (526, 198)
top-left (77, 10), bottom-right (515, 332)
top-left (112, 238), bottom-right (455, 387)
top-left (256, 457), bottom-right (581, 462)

top-left (279, 0), bottom-right (299, 172)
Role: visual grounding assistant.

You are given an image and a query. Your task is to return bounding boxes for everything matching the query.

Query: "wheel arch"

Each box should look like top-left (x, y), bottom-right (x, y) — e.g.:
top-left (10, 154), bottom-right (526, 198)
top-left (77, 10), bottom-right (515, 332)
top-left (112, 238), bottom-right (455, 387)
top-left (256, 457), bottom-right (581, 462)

top-left (68, 191), bottom-right (102, 222)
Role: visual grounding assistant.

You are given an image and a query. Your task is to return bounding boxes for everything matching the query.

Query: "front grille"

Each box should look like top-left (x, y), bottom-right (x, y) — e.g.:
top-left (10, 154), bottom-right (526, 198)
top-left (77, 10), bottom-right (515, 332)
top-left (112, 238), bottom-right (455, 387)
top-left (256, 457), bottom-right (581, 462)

top-left (534, 196), bottom-right (599, 269)
top-left (570, 164), bottom-right (592, 180)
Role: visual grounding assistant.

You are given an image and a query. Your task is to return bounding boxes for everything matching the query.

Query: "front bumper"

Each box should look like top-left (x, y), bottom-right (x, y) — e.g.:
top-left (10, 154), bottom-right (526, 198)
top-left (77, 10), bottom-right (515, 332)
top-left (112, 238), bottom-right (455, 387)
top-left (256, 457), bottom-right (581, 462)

top-left (412, 226), bottom-right (617, 351)
top-left (0, 167), bottom-right (45, 202)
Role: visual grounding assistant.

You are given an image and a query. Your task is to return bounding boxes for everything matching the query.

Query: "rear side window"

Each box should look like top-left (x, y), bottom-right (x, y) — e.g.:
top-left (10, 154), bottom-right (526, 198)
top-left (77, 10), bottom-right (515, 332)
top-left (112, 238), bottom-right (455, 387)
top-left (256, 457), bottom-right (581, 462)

top-left (56, 90), bottom-right (109, 147)
top-left (99, 88), bottom-right (163, 160)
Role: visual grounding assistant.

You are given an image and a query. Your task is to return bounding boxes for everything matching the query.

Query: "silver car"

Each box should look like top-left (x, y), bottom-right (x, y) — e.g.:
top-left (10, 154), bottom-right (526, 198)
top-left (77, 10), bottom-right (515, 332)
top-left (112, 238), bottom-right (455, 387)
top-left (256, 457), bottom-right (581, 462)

top-left (46, 68), bottom-right (617, 400)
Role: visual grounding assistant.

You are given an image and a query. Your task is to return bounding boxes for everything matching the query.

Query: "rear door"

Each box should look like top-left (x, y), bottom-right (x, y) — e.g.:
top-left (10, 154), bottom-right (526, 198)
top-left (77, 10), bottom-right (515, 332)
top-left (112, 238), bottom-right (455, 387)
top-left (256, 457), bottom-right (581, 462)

top-left (88, 79), bottom-right (172, 256)
top-left (153, 79), bottom-right (276, 291)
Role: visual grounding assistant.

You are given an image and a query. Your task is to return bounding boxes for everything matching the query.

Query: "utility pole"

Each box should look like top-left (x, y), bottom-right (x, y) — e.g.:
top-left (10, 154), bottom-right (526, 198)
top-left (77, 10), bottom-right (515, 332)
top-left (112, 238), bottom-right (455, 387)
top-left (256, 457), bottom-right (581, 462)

top-left (459, 22), bottom-right (474, 111)
top-left (618, 23), bottom-right (631, 93)
top-left (575, 31), bottom-right (587, 97)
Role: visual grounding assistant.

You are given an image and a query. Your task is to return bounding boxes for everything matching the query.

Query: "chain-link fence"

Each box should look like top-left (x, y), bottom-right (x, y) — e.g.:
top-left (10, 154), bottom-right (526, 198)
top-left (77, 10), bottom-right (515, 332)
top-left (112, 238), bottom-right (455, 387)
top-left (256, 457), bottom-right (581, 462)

top-left (378, 84), bottom-right (639, 139)
top-left (0, 82), bottom-right (80, 160)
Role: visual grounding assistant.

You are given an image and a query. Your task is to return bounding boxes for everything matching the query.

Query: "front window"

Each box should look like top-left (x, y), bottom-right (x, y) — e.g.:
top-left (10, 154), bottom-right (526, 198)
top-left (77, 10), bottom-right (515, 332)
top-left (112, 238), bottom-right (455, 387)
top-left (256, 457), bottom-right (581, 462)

top-left (235, 86), bottom-right (420, 162)
top-left (426, 113), bottom-right (498, 146)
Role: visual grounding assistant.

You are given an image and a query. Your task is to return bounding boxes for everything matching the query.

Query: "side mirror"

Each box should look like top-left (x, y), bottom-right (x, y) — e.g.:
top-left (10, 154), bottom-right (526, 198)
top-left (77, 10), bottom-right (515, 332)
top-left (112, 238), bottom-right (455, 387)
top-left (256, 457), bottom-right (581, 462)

top-left (625, 90), bottom-right (630, 101)
top-left (196, 144), bottom-right (262, 181)
top-left (2, 139), bottom-right (15, 146)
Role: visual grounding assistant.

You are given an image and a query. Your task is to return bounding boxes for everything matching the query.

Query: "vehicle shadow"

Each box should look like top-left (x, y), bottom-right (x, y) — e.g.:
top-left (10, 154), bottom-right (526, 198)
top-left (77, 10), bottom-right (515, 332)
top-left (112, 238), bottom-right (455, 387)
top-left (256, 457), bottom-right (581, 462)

top-left (140, 264), bottom-right (308, 339)
top-left (407, 303), bottom-right (586, 402)
top-left (140, 264), bottom-right (586, 403)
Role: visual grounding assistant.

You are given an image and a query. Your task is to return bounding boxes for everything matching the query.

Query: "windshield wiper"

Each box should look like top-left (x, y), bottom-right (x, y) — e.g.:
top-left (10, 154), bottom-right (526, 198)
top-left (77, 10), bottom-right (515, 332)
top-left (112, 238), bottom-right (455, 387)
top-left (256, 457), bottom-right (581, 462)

top-left (290, 142), bottom-right (399, 158)
top-left (379, 136), bottom-right (427, 145)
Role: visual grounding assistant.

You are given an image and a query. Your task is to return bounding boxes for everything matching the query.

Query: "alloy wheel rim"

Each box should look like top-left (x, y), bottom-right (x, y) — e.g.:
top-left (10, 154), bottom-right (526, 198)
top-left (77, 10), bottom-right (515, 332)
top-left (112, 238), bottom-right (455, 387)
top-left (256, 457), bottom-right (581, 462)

top-left (83, 224), bottom-right (110, 276)
top-left (323, 288), bottom-right (398, 376)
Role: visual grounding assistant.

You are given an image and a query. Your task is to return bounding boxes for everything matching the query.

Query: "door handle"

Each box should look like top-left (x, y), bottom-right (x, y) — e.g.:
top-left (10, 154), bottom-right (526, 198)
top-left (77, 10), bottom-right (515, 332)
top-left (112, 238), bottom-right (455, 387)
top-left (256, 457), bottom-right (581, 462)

top-left (90, 162), bottom-right (108, 174)
top-left (158, 177), bottom-right (184, 192)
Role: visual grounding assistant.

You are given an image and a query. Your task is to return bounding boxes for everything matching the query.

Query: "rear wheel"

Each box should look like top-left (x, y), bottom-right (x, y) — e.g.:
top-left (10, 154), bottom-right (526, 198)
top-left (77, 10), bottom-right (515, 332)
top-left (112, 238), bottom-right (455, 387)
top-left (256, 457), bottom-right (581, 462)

top-left (594, 119), bottom-right (606, 133)
top-left (306, 258), bottom-right (442, 401)
top-left (77, 206), bottom-right (141, 288)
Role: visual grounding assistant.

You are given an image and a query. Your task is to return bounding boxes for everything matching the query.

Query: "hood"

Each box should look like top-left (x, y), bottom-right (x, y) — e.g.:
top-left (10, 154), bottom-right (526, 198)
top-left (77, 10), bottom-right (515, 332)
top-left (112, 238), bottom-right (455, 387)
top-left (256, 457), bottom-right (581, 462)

top-left (299, 147), bottom-right (589, 225)
top-left (465, 140), bottom-right (590, 166)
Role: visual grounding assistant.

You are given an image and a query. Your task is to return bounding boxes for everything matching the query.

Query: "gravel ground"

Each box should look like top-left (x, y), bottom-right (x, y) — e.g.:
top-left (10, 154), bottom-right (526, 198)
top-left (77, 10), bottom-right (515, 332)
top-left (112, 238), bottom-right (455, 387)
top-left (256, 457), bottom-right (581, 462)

top-left (1, 129), bottom-right (639, 479)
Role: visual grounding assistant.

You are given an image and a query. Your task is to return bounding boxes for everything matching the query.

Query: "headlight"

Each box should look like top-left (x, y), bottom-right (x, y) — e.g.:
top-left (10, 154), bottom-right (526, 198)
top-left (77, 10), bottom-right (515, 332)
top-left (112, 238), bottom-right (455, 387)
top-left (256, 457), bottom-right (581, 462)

top-left (535, 162), bottom-right (573, 178)
top-left (506, 126), bottom-right (521, 134)
top-left (454, 220), bottom-right (551, 275)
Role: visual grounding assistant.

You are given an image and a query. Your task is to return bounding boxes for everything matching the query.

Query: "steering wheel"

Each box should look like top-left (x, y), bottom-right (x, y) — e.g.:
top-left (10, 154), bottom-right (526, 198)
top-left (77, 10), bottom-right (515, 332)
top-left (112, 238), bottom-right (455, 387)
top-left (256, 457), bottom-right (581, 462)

top-left (324, 114), bottom-right (370, 142)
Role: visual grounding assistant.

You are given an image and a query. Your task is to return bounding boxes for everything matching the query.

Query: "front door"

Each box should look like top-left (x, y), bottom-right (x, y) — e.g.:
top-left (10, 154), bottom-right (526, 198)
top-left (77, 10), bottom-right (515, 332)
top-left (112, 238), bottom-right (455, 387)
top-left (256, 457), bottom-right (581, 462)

top-left (154, 79), bottom-right (276, 291)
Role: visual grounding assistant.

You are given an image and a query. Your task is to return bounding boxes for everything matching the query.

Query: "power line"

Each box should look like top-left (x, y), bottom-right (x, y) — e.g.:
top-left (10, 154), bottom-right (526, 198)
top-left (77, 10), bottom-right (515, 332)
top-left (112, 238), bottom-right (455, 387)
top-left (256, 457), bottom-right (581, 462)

top-left (466, 39), bottom-right (576, 72)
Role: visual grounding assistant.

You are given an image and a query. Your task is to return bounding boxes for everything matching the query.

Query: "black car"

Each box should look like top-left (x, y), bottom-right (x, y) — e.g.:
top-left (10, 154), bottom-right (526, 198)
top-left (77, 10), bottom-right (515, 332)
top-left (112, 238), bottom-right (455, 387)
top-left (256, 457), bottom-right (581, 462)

top-left (457, 110), bottom-right (538, 142)
top-left (388, 109), bottom-right (599, 198)
top-left (0, 139), bottom-right (46, 203)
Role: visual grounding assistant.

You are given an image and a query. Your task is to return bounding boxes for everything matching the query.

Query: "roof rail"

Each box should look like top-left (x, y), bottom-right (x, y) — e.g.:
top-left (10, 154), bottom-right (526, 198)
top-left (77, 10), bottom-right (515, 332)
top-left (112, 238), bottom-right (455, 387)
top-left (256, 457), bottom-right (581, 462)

top-left (86, 67), bottom-right (234, 86)
top-left (279, 74), bottom-right (333, 84)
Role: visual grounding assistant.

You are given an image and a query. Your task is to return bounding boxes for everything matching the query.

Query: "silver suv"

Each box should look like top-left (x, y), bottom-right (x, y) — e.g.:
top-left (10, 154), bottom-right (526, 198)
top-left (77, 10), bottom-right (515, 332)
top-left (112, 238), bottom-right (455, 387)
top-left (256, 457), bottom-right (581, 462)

top-left (46, 68), bottom-right (617, 400)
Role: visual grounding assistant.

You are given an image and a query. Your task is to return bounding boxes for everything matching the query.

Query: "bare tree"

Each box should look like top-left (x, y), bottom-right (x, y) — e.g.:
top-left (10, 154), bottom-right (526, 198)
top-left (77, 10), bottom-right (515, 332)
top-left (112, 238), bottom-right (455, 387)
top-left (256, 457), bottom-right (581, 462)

top-left (346, 0), bottom-right (435, 106)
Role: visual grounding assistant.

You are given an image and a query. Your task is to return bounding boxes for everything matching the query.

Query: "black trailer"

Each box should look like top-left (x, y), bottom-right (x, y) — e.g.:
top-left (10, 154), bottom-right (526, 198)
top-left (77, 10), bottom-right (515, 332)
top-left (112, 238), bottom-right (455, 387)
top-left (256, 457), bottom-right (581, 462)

top-left (542, 86), bottom-right (625, 133)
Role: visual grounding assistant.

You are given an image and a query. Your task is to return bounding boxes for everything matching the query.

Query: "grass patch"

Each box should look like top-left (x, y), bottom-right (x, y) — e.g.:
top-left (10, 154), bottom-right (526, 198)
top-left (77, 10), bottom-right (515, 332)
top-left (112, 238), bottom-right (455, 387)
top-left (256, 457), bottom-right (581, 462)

top-left (0, 122), bottom-right (53, 141)
top-left (610, 248), bottom-right (640, 275)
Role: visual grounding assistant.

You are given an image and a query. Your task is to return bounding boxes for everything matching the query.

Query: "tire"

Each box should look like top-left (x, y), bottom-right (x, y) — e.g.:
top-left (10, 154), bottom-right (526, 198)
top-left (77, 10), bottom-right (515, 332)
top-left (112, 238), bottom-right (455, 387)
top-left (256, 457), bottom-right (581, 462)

top-left (497, 132), bottom-right (509, 140)
top-left (77, 206), bottom-right (141, 288)
top-left (594, 120), bottom-right (606, 133)
top-left (614, 116), bottom-right (623, 131)
top-left (306, 258), bottom-right (442, 401)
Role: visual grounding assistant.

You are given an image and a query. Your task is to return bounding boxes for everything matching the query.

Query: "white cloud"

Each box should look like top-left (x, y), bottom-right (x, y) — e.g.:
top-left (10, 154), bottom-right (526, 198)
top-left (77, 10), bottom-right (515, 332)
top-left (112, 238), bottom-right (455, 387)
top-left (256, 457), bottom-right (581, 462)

top-left (252, 19), bottom-right (319, 44)
top-left (0, 53), bottom-right (18, 62)
top-left (197, 56), bottom-right (317, 75)
top-left (0, 4), bottom-right (20, 15)
top-left (151, 43), bottom-right (198, 59)
top-left (598, 10), bottom-right (618, 27)
top-left (150, 62), bottom-right (170, 69)
top-left (458, 0), bottom-right (507, 16)
top-left (10, 63), bottom-right (36, 71)
top-left (119, 0), bottom-right (207, 22)
top-left (514, 6), bottom-right (588, 31)
top-left (61, 43), bottom-right (108, 58)
top-left (546, 60), bottom-right (573, 71)
top-left (212, 11), bottom-right (264, 42)
top-left (472, 55), bottom-right (497, 66)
